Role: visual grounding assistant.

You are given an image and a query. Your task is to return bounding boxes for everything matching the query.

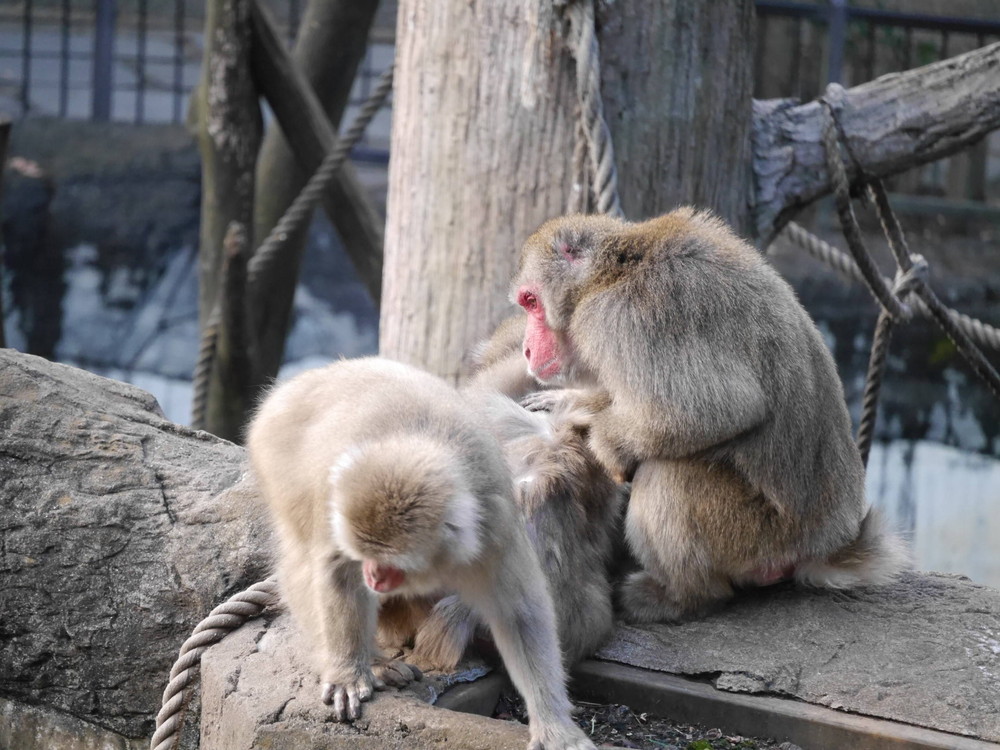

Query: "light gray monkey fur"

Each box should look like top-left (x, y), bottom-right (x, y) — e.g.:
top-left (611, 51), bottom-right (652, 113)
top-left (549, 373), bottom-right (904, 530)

top-left (513, 208), bottom-right (910, 623)
top-left (408, 369), bottom-right (624, 671)
top-left (247, 357), bottom-right (595, 750)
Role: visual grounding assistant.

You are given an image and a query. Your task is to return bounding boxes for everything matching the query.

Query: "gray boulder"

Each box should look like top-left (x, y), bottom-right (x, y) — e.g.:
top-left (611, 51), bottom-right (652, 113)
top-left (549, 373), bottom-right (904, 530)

top-left (0, 349), bottom-right (269, 744)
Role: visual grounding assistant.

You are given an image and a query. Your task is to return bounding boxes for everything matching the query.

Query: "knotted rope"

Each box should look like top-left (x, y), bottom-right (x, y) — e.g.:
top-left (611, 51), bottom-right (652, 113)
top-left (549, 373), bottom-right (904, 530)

top-left (789, 84), bottom-right (1000, 464)
top-left (150, 577), bottom-right (280, 750)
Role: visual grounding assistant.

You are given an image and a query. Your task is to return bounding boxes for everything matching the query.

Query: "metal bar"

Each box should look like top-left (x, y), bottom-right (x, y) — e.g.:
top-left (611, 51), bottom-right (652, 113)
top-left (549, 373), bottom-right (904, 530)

top-left (866, 18), bottom-right (877, 81)
top-left (791, 16), bottom-right (803, 97)
top-left (59, 0), bottom-right (70, 116)
top-left (846, 6), bottom-right (1000, 35)
top-left (21, 0), bottom-right (32, 113)
top-left (827, 0), bottom-right (847, 84)
top-left (92, 0), bottom-right (116, 121)
top-left (903, 25), bottom-right (912, 69)
top-left (173, 0), bottom-right (185, 123)
top-left (940, 29), bottom-right (950, 59)
top-left (136, 0), bottom-right (147, 123)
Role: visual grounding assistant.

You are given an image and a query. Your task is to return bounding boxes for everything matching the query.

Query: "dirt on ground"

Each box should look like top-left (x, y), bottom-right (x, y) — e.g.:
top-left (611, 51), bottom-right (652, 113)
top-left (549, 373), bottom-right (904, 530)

top-left (493, 691), bottom-right (801, 750)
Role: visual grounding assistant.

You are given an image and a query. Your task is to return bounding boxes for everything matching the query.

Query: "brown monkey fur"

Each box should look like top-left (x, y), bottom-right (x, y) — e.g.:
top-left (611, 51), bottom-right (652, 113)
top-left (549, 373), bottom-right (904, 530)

top-left (247, 357), bottom-right (595, 750)
top-left (406, 350), bottom-right (625, 670)
top-left (513, 208), bottom-right (909, 623)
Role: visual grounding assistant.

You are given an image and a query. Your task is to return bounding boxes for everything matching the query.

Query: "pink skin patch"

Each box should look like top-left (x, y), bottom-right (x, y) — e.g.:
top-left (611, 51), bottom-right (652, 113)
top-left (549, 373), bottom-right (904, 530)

top-left (517, 287), bottom-right (563, 381)
top-left (748, 562), bottom-right (796, 587)
top-left (362, 560), bottom-right (406, 593)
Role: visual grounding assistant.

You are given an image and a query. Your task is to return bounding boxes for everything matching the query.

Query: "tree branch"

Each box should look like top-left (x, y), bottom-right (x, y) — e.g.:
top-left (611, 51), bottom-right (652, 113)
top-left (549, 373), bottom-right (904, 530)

top-left (752, 41), bottom-right (1000, 244)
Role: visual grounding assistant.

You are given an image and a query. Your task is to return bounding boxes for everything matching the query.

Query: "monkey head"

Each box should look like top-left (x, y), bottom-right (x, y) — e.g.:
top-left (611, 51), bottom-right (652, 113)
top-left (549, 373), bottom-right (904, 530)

top-left (513, 213), bottom-right (625, 384)
top-left (328, 437), bottom-right (482, 596)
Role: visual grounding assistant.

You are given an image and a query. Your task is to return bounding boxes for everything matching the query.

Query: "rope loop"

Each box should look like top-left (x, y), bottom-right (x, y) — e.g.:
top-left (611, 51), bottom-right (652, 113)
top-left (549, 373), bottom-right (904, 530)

top-left (889, 254), bottom-right (928, 323)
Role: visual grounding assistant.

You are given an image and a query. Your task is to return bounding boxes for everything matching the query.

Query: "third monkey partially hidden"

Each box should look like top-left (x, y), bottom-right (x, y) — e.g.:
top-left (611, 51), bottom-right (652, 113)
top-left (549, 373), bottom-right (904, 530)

top-left (514, 208), bottom-right (908, 623)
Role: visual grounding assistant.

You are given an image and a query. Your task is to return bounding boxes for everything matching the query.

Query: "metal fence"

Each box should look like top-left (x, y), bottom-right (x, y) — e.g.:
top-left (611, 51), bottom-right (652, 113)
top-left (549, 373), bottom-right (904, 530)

top-left (0, 0), bottom-right (391, 133)
top-left (2, 1), bottom-right (999, 195)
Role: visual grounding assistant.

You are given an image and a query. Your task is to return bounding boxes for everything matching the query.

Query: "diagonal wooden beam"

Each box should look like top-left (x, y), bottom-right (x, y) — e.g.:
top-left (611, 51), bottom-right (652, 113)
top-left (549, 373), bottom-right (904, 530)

top-left (248, 0), bottom-right (384, 303)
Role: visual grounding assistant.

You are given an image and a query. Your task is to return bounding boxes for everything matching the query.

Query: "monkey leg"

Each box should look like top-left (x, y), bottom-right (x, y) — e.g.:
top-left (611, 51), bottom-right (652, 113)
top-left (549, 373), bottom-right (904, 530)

top-left (621, 458), bottom-right (802, 623)
top-left (620, 461), bottom-right (733, 622)
top-left (409, 595), bottom-right (478, 672)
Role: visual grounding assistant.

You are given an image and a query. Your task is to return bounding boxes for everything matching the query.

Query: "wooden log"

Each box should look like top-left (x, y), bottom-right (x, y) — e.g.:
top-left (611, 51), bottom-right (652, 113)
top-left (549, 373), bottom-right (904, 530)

top-left (194, 0), bottom-right (262, 441)
top-left (248, 0), bottom-right (383, 313)
top-left (752, 41), bottom-right (1000, 244)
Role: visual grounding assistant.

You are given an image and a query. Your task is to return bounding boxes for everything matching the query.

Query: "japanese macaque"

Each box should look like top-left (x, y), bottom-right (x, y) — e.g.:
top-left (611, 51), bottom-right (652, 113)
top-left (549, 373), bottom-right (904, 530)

top-left (513, 208), bottom-right (909, 623)
top-left (406, 377), bottom-right (625, 671)
top-left (246, 357), bottom-right (595, 750)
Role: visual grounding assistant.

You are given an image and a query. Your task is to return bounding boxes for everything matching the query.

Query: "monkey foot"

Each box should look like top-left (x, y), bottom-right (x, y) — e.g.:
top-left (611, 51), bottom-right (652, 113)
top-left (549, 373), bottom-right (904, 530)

top-left (371, 658), bottom-right (423, 688)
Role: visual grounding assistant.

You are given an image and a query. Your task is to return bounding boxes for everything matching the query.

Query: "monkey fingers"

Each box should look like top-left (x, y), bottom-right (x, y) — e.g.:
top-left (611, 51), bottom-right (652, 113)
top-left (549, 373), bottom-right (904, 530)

top-left (372, 658), bottom-right (423, 688)
top-left (320, 670), bottom-right (377, 722)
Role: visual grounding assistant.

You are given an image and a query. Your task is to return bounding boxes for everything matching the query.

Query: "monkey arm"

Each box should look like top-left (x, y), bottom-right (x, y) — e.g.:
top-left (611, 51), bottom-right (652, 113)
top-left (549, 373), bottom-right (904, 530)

top-left (315, 552), bottom-right (382, 720)
top-left (409, 595), bottom-right (479, 672)
top-left (590, 353), bottom-right (770, 472)
top-left (463, 532), bottom-right (596, 750)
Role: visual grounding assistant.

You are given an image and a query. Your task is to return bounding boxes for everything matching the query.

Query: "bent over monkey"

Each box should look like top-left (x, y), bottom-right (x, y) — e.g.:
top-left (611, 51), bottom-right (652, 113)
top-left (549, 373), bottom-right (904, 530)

top-left (247, 357), bottom-right (595, 750)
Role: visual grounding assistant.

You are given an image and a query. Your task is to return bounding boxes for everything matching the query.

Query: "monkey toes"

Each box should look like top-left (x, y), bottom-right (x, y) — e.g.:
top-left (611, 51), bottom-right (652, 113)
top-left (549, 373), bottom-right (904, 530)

top-left (372, 658), bottom-right (423, 688)
top-left (320, 670), bottom-right (378, 721)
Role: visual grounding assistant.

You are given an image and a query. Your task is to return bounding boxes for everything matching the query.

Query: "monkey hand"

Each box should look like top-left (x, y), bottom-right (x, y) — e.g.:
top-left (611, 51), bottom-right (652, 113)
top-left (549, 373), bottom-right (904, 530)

top-left (528, 719), bottom-right (597, 750)
top-left (371, 658), bottom-right (423, 688)
top-left (586, 427), bottom-right (638, 485)
top-left (320, 668), bottom-right (379, 721)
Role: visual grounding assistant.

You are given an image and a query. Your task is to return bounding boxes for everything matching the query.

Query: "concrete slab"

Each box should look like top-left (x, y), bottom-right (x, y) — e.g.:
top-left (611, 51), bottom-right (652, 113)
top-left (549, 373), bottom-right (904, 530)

top-left (593, 572), bottom-right (1000, 744)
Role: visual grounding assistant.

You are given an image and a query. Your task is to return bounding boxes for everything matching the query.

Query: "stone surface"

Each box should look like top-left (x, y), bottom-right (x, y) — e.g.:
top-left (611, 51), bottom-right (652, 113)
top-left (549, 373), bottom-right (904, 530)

top-left (596, 572), bottom-right (1000, 742)
top-left (0, 697), bottom-right (145, 750)
top-left (200, 614), bottom-right (529, 750)
top-left (0, 349), bottom-right (270, 743)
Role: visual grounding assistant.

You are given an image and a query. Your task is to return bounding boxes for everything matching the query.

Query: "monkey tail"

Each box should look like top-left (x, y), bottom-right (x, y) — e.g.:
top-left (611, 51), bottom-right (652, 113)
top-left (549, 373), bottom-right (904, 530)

top-left (794, 507), bottom-right (911, 589)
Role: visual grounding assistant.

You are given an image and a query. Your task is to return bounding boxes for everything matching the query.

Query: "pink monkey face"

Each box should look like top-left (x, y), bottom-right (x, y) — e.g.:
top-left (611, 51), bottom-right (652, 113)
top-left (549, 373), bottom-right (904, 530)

top-left (517, 287), bottom-right (564, 382)
top-left (362, 559), bottom-right (406, 593)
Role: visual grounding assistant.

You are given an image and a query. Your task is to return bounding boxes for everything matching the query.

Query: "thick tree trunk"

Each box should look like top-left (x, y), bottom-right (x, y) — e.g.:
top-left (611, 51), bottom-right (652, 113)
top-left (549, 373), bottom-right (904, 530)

top-left (249, 0), bottom-right (381, 381)
top-left (380, 0), bottom-right (755, 380)
top-left (195, 0), bottom-right (262, 441)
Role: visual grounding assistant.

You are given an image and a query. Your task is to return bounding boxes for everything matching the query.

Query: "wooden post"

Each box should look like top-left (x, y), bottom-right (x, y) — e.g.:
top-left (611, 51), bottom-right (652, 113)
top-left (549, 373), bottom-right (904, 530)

top-left (194, 0), bottom-right (262, 441)
top-left (380, 0), bottom-right (755, 380)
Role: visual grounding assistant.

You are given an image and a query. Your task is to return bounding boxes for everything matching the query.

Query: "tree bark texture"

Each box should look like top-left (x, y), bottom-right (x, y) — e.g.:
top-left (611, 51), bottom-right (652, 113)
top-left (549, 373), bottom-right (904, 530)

top-left (249, 0), bottom-right (382, 381)
top-left (380, 0), bottom-right (755, 380)
top-left (752, 41), bottom-right (1000, 244)
top-left (195, 0), bottom-right (262, 441)
top-left (0, 350), bottom-right (268, 745)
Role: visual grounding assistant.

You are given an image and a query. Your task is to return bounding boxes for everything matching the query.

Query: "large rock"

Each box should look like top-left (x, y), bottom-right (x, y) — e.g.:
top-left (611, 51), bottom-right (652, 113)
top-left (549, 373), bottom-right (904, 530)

top-left (0, 349), bottom-right (269, 743)
top-left (200, 614), bottom-right (527, 750)
top-left (597, 572), bottom-right (1000, 743)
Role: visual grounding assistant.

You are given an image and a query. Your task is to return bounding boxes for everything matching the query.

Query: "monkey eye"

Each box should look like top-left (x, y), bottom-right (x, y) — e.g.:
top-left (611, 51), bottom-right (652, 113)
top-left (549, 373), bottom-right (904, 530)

top-left (517, 290), bottom-right (539, 312)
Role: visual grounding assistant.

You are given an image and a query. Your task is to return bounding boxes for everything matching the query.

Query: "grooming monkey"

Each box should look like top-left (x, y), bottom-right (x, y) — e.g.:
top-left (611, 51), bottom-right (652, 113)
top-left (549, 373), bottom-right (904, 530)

top-left (247, 357), bottom-right (596, 750)
top-left (406, 379), bottom-right (624, 671)
top-left (514, 208), bottom-right (909, 623)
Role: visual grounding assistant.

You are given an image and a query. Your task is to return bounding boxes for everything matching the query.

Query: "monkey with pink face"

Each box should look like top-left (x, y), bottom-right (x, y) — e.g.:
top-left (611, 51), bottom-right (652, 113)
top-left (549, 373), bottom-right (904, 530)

top-left (247, 357), bottom-right (596, 750)
top-left (514, 208), bottom-right (908, 623)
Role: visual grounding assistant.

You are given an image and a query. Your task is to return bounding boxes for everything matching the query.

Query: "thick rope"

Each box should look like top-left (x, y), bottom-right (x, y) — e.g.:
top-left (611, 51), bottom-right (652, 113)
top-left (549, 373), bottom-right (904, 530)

top-left (820, 93), bottom-right (906, 321)
top-left (247, 65), bottom-right (395, 287)
top-left (782, 222), bottom-right (1000, 351)
top-left (190, 66), bottom-right (394, 429)
top-left (856, 264), bottom-right (926, 466)
top-left (150, 577), bottom-right (280, 750)
top-left (567, 0), bottom-right (622, 218)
